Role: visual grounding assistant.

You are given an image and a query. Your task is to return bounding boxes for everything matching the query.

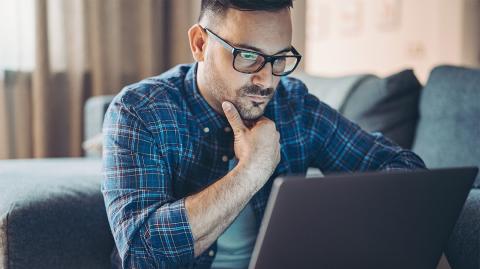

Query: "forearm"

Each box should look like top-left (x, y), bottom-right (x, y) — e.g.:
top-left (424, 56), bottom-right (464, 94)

top-left (185, 161), bottom-right (268, 257)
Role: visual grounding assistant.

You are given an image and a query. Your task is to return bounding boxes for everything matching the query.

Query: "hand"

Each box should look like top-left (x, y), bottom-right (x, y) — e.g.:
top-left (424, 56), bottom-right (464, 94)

top-left (222, 101), bottom-right (281, 178)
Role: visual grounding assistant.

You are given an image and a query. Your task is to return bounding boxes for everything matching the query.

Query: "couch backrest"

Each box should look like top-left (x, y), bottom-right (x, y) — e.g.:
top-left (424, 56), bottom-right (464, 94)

top-left (412, 65), bottom-right (480, 186)
top-left (295, 70), bottom-right (422, 149)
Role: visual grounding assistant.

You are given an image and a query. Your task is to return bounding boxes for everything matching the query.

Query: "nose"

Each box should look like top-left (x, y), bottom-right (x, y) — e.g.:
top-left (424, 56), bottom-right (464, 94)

top-left (251, 62), bottom-right (275, 89)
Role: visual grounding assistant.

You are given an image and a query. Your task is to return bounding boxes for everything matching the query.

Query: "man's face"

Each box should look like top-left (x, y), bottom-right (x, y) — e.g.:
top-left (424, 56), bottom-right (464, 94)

top-left (201, 8), bottom-right (292, 121)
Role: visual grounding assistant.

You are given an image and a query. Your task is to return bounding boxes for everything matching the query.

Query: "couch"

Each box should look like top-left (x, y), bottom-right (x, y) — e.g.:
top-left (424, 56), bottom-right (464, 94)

top-left (0, 65), bottom-right (479, 269)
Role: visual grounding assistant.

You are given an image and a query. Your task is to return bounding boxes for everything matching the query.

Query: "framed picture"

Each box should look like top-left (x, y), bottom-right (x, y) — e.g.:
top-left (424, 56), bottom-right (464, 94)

top-left (375, 0), bottom-right (402, 31)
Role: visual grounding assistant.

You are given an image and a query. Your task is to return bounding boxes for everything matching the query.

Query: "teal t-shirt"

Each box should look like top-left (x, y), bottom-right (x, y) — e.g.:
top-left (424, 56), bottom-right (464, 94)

top-left (211, 201), bottom-right (258, 269)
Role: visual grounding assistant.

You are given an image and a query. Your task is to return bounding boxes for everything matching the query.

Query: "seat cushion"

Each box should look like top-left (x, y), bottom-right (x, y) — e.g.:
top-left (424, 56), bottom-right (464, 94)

top-left (412, 65), bottom-right (480, 187)
top-left (0, 158), bottom-right (114, 269)
top-left (446, 189), bottom-right (480, 269)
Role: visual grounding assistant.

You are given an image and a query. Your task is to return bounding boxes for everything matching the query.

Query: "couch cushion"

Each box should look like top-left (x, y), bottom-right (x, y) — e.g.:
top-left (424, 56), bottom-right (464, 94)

top-left (446, 189), bottom-right (480, 269)
top-left (340, 69), bottom-right (422, 149)
top-left (292, 72), bottom-right (370, 110)
top-left (412, 65), bottom-right (480, 187)
top-left (0, 158), bottom-right (113, 269)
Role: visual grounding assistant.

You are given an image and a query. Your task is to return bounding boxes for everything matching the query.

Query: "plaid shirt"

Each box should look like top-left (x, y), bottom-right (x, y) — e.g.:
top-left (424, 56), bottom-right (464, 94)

top-left (102, 63), bottom-right (425, 269)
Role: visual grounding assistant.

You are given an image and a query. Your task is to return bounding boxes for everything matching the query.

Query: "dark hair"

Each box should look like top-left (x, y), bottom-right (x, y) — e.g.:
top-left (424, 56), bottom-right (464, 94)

top-left (199, 0), bottom-right (293, 22)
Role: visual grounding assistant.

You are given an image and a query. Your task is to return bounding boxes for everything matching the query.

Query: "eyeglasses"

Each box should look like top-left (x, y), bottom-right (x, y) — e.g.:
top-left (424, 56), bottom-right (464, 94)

top-left (201, 26), bottom-right (302, 76)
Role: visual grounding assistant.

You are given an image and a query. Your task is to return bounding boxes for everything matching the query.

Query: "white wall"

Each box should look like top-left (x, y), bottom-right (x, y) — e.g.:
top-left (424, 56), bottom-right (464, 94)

top-left (305, 0), bottom-right (480, 82)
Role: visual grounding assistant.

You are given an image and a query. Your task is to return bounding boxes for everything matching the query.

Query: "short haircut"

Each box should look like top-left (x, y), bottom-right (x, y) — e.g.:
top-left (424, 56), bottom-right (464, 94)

top-left (199, 0), bottom-right (293, 22)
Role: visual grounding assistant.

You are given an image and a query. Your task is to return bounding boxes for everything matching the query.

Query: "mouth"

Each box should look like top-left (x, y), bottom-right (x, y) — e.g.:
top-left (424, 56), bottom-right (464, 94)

top-left (245, 94), bottom-right (269, 104)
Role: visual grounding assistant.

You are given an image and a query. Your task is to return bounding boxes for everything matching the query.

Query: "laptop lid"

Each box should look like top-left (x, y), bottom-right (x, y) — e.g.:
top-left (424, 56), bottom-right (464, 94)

top-left (249, 167), bottom-right (478, 269)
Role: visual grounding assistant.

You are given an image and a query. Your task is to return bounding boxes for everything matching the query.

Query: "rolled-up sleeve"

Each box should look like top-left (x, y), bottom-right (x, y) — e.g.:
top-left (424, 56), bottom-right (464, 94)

top-left (102, 95), bottom-right (194, 268)
top-left (305, 94), bottom-right (426, 172)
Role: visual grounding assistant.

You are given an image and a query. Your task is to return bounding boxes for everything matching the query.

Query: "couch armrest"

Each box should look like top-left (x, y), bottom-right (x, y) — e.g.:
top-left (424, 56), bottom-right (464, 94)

top-left (0, 159), bottom-right (114, 269)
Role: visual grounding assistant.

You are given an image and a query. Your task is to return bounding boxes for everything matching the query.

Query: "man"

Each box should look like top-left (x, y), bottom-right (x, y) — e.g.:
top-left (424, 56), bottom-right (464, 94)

top-left (102, 0), bottom-right (426, 268)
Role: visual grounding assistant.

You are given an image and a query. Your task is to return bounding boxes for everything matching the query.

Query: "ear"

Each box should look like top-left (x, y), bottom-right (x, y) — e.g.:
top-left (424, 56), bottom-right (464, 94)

top-left (188, 24), bottom-right (208, 62)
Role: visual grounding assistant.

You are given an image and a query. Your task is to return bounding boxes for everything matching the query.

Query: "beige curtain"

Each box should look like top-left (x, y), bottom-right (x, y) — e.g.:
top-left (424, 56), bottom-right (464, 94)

top-left (0, 0), bottom-right (200, 159)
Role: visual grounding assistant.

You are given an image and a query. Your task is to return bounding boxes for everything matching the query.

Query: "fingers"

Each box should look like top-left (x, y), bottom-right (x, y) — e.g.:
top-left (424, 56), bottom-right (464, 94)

top-left (222, 101), bottom-right (246, 134)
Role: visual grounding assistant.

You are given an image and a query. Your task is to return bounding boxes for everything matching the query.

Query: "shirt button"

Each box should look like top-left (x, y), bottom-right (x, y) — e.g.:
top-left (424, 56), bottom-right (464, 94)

top-left (224, 127), bottom-right (231, 132)
top-left (208, 250), bottom-right (215, 257)
top-left (203, 127), bottom-right (210, 133)
top-left (222, 155), bottom-right (229, 162)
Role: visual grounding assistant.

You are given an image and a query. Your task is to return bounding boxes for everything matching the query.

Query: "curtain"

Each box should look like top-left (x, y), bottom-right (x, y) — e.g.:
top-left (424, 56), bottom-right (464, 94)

top-left (0, 0), bottom-right (200, 159)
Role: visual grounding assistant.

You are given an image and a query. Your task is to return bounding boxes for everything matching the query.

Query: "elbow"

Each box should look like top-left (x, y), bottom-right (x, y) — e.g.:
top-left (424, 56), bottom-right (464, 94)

top-left (120, 224), bottom-right (195, 268)
top-left (381, 150), bottom-right (427, 171)
top-left (121, 236), bottom-right (195, 268)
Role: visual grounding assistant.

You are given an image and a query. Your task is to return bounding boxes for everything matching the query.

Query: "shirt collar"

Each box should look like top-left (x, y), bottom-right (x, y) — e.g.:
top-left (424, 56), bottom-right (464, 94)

top-left (185, 63), bottom-right (229, 135)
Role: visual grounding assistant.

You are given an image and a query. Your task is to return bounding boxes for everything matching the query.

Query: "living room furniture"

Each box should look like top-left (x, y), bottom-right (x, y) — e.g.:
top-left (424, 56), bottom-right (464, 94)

top-left (1, 65), bottom-right (478, 269)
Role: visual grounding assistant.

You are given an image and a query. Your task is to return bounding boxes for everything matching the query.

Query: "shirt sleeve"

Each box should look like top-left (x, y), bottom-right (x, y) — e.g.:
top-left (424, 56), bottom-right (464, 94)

top-left (101, 95), bottom-right (195, 268)
top-left (304, 93), bottom-right (426, 172)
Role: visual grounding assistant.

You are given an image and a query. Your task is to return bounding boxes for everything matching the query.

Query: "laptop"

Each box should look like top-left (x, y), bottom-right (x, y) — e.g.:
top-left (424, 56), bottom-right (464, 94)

top-left (248, 167), bottom-right (478, 269)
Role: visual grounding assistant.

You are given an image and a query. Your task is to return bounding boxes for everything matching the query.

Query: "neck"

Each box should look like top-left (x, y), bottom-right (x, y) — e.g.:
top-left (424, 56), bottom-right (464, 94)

top-left (196, 62), bottom-right (224, 115)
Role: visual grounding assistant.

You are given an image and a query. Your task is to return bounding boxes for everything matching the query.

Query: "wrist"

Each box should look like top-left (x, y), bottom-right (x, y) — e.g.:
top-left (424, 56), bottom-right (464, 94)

top-left (236, 159), bottom-right (274, 187)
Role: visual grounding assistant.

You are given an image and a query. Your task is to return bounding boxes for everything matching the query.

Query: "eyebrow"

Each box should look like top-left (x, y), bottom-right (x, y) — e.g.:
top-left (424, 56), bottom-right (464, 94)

top-left (231, 42), bottom-right (292, 56)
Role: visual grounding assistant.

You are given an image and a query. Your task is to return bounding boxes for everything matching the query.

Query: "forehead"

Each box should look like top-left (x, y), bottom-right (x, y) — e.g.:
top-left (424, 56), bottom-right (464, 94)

top-left (213, 8), bottom-right (292, 55)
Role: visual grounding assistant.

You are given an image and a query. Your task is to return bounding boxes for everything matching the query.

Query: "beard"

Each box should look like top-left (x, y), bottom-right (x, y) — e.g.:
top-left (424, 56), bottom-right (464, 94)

top-left (209, 79), bottom-right (274, 121)
top-left (233, 84), bottom-right (274, 120)
top-left (203, 59), bottom-right (274, 121)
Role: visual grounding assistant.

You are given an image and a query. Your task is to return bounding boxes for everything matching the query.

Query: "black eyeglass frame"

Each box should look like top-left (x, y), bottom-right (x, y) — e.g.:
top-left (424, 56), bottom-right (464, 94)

top-left (200, 26), bottom-right (302, 76)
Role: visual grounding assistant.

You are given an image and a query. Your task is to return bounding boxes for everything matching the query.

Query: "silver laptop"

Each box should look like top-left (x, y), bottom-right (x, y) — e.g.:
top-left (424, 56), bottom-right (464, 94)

top-left (249, 167), bottom-right (478, 269)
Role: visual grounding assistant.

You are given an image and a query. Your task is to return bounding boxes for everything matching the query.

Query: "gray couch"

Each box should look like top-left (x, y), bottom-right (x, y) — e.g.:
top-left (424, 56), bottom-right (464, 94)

top-left (0, 65), bottom-right (478, 269)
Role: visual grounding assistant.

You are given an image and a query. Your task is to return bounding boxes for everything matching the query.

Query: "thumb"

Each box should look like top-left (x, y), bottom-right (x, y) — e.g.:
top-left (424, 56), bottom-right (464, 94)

top-left (222, 101), bottom-right (246, 134)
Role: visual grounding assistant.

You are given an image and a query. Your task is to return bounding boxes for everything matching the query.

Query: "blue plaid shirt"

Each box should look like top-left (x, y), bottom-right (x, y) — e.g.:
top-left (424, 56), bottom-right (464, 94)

top-left (102, 63), bottom-right (425, 269)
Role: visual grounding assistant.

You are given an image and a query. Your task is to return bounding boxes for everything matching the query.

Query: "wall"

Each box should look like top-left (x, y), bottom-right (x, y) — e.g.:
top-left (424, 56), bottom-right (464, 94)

top-left (305, 0), bottom-right (480, 82)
